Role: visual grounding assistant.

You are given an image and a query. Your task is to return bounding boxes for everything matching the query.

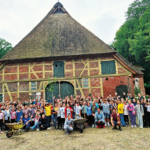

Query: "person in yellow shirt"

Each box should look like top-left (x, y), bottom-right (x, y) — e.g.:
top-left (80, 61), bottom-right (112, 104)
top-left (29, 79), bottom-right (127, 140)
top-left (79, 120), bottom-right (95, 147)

top-left (44, 101), bottom-right (52, 129)
top-left (117, 100), bottom-right (126, 126)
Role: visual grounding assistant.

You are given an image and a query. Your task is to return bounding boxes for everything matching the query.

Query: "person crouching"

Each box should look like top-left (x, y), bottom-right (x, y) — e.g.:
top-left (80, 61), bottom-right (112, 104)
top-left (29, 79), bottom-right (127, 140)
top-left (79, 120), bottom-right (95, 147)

top-left (95, 108), bottom-right (105, 128)
top-left (64, 114), bottom-right (74, 135)
top-left (39, 114), bottom-right (48, 130)
top-left (111, 109), bottom-right (122, 131)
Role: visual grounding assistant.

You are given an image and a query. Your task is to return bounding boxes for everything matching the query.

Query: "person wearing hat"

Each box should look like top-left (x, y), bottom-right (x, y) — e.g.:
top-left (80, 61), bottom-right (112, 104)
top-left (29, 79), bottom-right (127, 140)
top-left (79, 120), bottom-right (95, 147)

top-left (44, 101), bottom-right (52, 129)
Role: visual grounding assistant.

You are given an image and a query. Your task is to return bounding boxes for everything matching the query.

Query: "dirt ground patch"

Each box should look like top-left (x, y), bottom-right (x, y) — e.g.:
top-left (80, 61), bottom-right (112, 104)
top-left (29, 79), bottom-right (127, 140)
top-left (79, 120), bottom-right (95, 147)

top-left (0, 127), bottom-right (150, 150)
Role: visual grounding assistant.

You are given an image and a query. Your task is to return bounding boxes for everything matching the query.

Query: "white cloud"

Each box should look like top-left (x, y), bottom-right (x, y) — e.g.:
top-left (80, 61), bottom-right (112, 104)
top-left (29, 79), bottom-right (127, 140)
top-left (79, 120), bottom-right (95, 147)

top-left (0, 0), bottom-right (135, 46)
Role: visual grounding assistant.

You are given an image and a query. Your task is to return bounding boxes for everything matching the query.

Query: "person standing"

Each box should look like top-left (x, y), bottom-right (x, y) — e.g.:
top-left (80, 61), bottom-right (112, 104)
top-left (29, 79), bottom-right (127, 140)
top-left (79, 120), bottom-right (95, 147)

top-left (135, 100), bottom-right (144, 128)
top-left (86, 102), bottom-right (92, 127)
top-left (117, 100), bottom-right (126, 126)
top-left (60, 103), bottom-right (65, 130)
top-left (75, 102), bottom-right (81, 119)
top-left (3, 106), bottom-right (11, 131)
top-left (0, 109), bottom-right (4, 134)
top-left (146, 101), bottom-right (150, 127)
top-left (57, 103), bottom-right (61, 129)
top-left (91, 102), bottom-right (97, 128)
top-left (127, 100), bottom-right (136, 127)
top-left (43, 101), bottom-right (52, 130)
top-left (123, 101), bottom-right (129, 126)
top-left (141, 99), bottom-right (148, 127)
top-left (101, 99), bottom-right (110, 126)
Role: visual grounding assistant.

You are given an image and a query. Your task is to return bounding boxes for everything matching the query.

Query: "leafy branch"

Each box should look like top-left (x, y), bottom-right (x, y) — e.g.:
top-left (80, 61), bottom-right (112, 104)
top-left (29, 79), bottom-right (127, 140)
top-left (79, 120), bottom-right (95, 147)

top-left (44, 76), bottom-right (57, 92)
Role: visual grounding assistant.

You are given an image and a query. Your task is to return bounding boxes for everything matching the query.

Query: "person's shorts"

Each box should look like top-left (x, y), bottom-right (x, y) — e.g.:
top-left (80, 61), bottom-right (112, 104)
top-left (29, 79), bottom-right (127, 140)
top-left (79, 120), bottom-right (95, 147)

top-left (104, 113), bottom-right (109, 118)
top-left (113, 121), bottom-right (118, 125)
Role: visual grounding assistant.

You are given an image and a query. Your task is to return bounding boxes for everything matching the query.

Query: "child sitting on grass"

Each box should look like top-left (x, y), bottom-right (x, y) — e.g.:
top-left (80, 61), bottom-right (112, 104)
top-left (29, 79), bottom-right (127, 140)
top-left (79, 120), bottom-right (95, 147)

top-left (21, 114), bottom-right (31, 132)
top-left (31, 114), bottom-right (40, 131)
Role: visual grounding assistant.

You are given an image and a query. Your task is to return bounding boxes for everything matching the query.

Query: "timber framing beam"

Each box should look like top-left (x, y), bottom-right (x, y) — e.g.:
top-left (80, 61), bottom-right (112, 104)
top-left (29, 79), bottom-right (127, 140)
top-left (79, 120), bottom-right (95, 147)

top-left (0, 73), bottom-right (131, 84)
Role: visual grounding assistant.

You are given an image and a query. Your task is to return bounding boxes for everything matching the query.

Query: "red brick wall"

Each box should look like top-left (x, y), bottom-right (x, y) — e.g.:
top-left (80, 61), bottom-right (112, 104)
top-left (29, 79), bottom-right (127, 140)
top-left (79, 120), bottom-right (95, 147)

top-left (90, 78), bottom-right (100, 87)
top-left (102, 76), bottom-right (134, 98)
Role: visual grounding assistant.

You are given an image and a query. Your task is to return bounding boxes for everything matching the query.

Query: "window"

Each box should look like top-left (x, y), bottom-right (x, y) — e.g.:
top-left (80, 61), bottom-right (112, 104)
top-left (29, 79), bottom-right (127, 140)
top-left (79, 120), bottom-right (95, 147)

top-left (31, 82), bottom-right (36, 91)
top-left (53, 61), bottom-right (64, 78)
top-left (101, 60), bottom-right (116, 75)
top-left (83, 78), bottom-right (88, 88)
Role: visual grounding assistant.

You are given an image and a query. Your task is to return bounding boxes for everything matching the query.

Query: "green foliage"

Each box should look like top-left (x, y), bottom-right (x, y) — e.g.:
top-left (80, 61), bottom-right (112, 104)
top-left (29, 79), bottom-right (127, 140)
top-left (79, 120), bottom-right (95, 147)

top-left (111, 0), bottom-right (150, 89)
top-left (44, 76), bottom-right (57, 92)
top-left (145, 95), bottom-right (149, 100)
top-left (134, 86), bottom-right (141, 96)
top-left (0, 38), bottom-right (12, 58)
top-left (144, 82), bottom-right (150, 88)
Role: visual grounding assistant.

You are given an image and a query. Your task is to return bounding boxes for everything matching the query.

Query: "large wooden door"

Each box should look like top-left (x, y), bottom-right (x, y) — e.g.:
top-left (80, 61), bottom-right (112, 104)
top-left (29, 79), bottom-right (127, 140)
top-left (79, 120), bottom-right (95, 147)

top-left (45, 82), bottom-right (74, 100)
top-left (46, 82), bottom-right (59, 100)
top-left (60, 82), bottom-right (74, 99)
top-left (116, 85), bottom-right (128, 98)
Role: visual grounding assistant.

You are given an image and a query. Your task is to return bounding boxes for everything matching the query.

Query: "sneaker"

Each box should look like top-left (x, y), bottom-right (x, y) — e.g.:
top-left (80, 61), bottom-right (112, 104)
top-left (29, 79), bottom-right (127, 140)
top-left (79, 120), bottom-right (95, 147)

top-left (47, 127), bottom-right (51, 130)
top-left (134, 125), bottom-right (137, 128)
top-left (92, 124), bottom-right (95, 128)
top-left (107, 122), bottom-right (110, 126)
top-left (36, 128), bottom-right (39, 131)
top-left (119, 127), bottom-right (122, 131)
top-left (66, 132), bottom-right (69, 135)
top-left (105, 123), bottom-right (107, 126)
top-left (112, 126), bottom-right (117, 130)
top-left (0, 131), bottom-right (3, 134)
top-left (140, 127), bottom-right (143, 129)
top-left (131, 125), bottom-right (134, 128)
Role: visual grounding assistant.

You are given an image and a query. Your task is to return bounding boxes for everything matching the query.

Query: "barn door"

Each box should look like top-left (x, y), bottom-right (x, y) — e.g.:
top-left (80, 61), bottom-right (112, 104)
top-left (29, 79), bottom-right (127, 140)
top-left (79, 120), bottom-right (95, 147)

top-left (46, 82), bottom-right (74, 100)
top-left (60, 82), bottom-right (74, 99)
top-left (0, 94), bottom-right (2, 102)
top-left (116, 85), bottom-right (128, 98)
top-left (46, 82), bottom-right (59, 101)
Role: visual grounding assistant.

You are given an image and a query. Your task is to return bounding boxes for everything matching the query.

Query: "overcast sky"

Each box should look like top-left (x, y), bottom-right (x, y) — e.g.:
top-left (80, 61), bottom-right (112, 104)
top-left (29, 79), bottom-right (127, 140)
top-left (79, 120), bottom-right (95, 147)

top-left (0, 0), bottom-right (135, 47)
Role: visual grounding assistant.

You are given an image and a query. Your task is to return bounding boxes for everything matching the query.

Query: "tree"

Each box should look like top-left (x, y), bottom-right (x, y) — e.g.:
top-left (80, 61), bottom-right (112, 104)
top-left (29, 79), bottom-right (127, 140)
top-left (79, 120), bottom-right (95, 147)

top-left (112, 0), bottom-right (150, 92)
top-left (44, 76), bottom-right (57, 110)
top-left (0, 38), bottom-right (12, 58)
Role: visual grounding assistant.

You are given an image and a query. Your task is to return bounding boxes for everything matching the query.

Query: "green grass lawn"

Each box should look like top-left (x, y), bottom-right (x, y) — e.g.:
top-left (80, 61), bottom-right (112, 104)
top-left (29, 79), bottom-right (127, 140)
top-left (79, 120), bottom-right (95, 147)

top-left (0, 126), bottom-right (150, 150)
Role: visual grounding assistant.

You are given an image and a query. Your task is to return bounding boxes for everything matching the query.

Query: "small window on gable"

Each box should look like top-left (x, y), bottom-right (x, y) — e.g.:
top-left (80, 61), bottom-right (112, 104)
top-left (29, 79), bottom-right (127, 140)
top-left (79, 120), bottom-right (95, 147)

top-left (31, 82), bottom-right (36, 91)
top-left (101, 60), bottom-right (116, 75)
top-left (53, 61), bottom-right (64, 78)
top-left (83, 78), bottom-right (88, 88)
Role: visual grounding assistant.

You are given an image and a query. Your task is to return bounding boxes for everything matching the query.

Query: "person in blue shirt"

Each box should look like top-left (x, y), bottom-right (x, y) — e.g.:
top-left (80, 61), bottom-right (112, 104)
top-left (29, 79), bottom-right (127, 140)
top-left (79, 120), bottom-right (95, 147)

top-left (16, 107), bottom-right (23, 122)
top-left (95, 107), bottom-right (105, 128)
top-left (21, 114), bottom-right (31, 131)
top-left (86, 102), bottom-right (92, 127)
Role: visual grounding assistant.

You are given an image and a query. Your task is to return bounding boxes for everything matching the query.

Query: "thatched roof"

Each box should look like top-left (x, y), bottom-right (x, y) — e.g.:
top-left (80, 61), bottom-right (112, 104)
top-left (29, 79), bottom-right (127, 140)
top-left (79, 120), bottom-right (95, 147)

top-left (115, 53), bottom-right (143, 74)
top-left (0, 2), bottom-right (116, 61)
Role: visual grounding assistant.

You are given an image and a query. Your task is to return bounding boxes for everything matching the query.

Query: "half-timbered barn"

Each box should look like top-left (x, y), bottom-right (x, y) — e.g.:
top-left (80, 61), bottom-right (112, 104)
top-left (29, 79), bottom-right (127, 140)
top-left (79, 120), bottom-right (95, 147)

top-left (0, 2), bottom-right (145, 102)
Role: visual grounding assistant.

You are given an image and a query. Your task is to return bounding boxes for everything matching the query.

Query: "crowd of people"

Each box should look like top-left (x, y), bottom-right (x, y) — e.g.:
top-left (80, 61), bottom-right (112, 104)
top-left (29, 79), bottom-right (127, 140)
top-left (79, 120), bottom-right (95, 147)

top-left (0, 92), bottom-right (150, 135)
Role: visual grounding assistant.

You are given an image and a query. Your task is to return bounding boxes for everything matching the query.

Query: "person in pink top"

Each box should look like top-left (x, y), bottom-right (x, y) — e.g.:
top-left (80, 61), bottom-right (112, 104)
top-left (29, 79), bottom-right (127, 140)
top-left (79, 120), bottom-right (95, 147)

top-left (0, 109), bottom-right (4, 134)
top-left (127, 100), bottom-right (136, 127)
top-left (11, 108), bottom-right (16, 123)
